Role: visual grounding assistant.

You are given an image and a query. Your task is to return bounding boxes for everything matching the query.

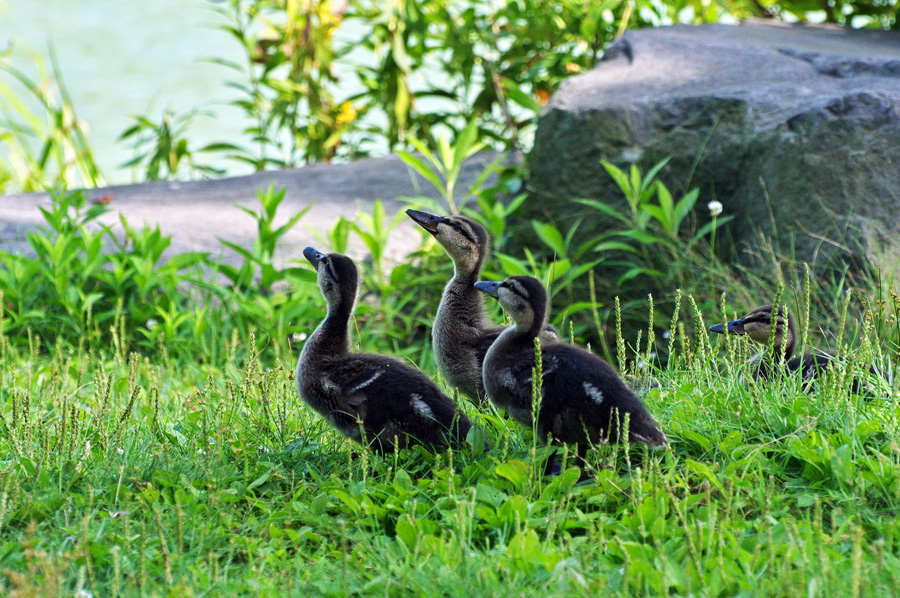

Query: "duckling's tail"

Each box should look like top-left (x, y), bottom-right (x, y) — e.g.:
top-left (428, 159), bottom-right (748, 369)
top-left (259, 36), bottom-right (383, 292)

top-left (626, 412), bottom-right (668, 451)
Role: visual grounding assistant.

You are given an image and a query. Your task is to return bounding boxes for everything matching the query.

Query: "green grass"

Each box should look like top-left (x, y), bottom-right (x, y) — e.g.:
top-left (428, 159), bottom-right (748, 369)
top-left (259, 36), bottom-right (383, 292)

top-left (0, 176), bottom-right (898, 597)
top-left (1, 295), bottom-right (898, 597)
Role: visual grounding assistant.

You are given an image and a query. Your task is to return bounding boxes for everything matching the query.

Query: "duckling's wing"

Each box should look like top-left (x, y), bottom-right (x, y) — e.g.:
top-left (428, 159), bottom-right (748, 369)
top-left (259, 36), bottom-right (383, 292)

top-left (326, 358), bottom-right (387, 405)
top-left (801, 351), bottom-right (835, 381)
top-left (540, 344), bottom-right (666, 448)
top-left (329, 355), bottom-right (471, 450)
top-left (486, 347), bottom-right (561, 425)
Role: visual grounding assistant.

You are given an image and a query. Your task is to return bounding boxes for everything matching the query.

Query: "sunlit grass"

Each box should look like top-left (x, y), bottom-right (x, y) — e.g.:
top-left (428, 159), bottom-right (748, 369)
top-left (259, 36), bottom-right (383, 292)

top-left (1, 287), bottom-right (898, 596)
top-left (1, 180), bottom-right (899, 596)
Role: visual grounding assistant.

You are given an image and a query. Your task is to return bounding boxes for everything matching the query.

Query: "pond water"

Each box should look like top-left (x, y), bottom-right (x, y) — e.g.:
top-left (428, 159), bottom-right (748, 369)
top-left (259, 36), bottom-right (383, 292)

top-left (1, 0), bottom-right (249, 184)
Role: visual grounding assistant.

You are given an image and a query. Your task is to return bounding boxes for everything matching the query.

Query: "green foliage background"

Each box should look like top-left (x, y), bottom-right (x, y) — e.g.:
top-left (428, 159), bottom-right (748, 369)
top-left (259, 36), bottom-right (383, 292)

top-left (2, 0), bottom-right (898, 190)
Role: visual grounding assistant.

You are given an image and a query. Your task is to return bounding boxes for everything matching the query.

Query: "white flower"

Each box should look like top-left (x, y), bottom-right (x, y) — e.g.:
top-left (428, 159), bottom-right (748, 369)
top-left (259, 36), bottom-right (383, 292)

top-left (146, 319), bottom-right (159, 331)
top-left (117, 447), bottom-right (124, 455)
top-left (291, 332), bottom-right (308, 343)
top-left (197, 448), bottom-right (206, 455)
top-left (708, 200), bottom-right (723, 217)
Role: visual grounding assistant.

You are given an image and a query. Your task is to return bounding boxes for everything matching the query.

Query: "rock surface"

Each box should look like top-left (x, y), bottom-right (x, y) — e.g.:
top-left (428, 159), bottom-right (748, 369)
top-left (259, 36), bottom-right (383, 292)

top-left (527, 20), bottom-right (900, 272)
top-left (0, 152), bottom-right (507, 266)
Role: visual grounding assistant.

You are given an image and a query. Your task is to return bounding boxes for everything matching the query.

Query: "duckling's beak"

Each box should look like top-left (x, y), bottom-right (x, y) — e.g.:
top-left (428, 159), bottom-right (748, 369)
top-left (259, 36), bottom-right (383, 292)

top-left (303, 247), bottom-right (326, 268)
top-left (708, 319), bottom-right (746, 335)
top-left (406, 209), bottom-right (443, 235)
top-left (474, 280), bottom-right (501, 298)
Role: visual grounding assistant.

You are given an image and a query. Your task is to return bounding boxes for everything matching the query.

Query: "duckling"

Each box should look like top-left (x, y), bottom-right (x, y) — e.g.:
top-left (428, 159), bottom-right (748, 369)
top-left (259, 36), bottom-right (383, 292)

top-left (296, 247), bottom-right (475, 454)
top-left (406, 209), bottom-right (558, 405)
top-left (708, 304), bottom-right (880, 391)
top-left (475, 275), bottom-right (667, 461)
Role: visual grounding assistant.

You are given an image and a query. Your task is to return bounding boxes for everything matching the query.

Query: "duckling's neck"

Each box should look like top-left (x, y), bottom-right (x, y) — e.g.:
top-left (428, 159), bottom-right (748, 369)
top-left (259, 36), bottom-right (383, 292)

top-left (303, 299), bottom-right (353, 362)
top-left (766, 321), bottom-right (797, 363)
top-left (771, 337), bottom-right (796, 362)
top-left (493, 315), bottom-right (546, 352)
top-left (513, 308), bottom-right (548, 341)
top-left (449, 256), bottom-right (483, 287)
top-left (439, 261), bottom-right (489, 321)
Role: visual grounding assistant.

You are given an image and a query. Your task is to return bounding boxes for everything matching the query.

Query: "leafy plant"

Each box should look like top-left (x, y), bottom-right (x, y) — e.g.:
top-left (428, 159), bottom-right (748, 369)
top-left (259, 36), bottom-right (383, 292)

top-left (0, 44), bottom-right (103, 192)
top-left (119, 107), bottom-right (225, 181)
top-left (0, 190), bottom-right (208, 355)
top-left (211, 0), bottom-right (357, 169)
top-left (578, 159), bottom-right (733, 288)
top-left (1, 276), bottom-right (898, 596)
top-left (397, 120), bottom-right (497, 215)
top-left (218, 183), bottom-right (313, 294)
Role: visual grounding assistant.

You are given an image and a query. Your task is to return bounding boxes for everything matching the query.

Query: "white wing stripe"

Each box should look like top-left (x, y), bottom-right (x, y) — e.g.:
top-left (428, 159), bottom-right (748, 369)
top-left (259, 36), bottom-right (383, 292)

top-left (347, 369), bottom-right (383, 394)
top-left (411, 393), bottom-right (435, 419)
top-left (583, 382), bottom-right (604, 405)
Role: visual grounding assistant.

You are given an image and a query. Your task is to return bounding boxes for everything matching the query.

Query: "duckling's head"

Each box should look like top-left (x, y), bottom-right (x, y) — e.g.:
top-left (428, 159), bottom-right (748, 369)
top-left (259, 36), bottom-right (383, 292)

top-left (709, 304), bottom-right (796, 356)
top-left (475, 275), bottom-right (547, 337)
top-left (303, 247), bottom-right (358, 309)
top-left (406, 209), bottom-right (489, 277)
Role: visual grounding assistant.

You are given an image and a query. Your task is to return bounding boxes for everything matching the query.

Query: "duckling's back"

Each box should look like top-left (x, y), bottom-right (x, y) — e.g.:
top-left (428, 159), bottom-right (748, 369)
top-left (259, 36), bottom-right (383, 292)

top-left (299, 350), bottom-right (474, 453)
top-left (483, 333), bottom-right (666, 449)
top-left (540, 343), bottom-right (666, 448)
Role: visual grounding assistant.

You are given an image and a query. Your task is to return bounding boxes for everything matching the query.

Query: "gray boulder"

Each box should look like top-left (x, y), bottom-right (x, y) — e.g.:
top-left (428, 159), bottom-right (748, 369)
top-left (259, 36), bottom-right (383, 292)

top-left (527, 20), bottom-right (900, 272)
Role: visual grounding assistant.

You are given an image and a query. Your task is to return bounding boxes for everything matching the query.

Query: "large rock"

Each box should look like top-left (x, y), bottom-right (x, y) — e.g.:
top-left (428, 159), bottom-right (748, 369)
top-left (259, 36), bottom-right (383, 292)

top-left (527, 20), bottom-right (900, 272)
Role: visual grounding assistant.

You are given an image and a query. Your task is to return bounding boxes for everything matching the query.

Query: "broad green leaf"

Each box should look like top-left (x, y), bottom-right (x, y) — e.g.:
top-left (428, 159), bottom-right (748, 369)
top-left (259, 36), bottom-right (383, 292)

top-left (545, 258), bottom-right (571, 284)
top-left (617, 267), bottom-right (664, 284)
top-left (674, 188), bottom-right (700, 230)
top-left (496, 253), bottom-right (529, 276)
top-left (691, 214), bottom-right (734, 246)
top-left (452, 119), bottom-right (481, 171)
top-left (502, 78), bottom-right (543, 113)
top-left (601, 161), bottom-right (632, 196)
top-left (395, 517), bottom-right (418, 551)
top-left (532, 222), bottom-right (566, 257)
top-left (655, 183), bottom-right (675, 227)
top-left (273, 204), bottom-right (312, 238)
top-left (614, 229), bottom-right (662, 245)
top-left (283, 267), bottom-right (317, 284)
top-left (575, 198), bottom-right (630, 225)
top-left (495, 460), bottom-right (529, 486)
top-left (398, 150), bottom-right (445, 195)
top-left (641, 157), bottom-right (672, 192)
top-left (219, 239), bottom-right (256, 262)
top-left (629, 164), bottom-right (642, 199)
top-left (641, 204), bottom-right (669, 231)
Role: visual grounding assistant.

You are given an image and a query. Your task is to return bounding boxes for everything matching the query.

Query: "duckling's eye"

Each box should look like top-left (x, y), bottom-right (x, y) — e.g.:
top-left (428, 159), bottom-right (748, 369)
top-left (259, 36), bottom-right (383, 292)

top-left (453, 222), bottom-right (462, 230)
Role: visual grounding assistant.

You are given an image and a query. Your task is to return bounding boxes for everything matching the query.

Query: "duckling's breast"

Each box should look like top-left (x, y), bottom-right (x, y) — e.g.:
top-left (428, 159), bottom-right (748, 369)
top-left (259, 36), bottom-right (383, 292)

top-left (432, 303), bottom-right (487, 397)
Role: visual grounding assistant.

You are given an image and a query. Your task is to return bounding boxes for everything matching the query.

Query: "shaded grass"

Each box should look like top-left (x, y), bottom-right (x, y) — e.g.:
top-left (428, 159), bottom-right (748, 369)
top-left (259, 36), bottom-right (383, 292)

top-left (1, 295), bottom-right (899, 597)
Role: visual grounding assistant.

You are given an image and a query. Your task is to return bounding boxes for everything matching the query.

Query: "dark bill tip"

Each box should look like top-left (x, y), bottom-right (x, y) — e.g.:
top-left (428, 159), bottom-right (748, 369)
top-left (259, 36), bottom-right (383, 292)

top-left (474, 280), bottom-right (501, 298)
top-left (405, 209), bottom-right (443, 235)
top-left (303, 246), bottom-right (326, 267)
top-left (708, 323), bottom-right (725, 334)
